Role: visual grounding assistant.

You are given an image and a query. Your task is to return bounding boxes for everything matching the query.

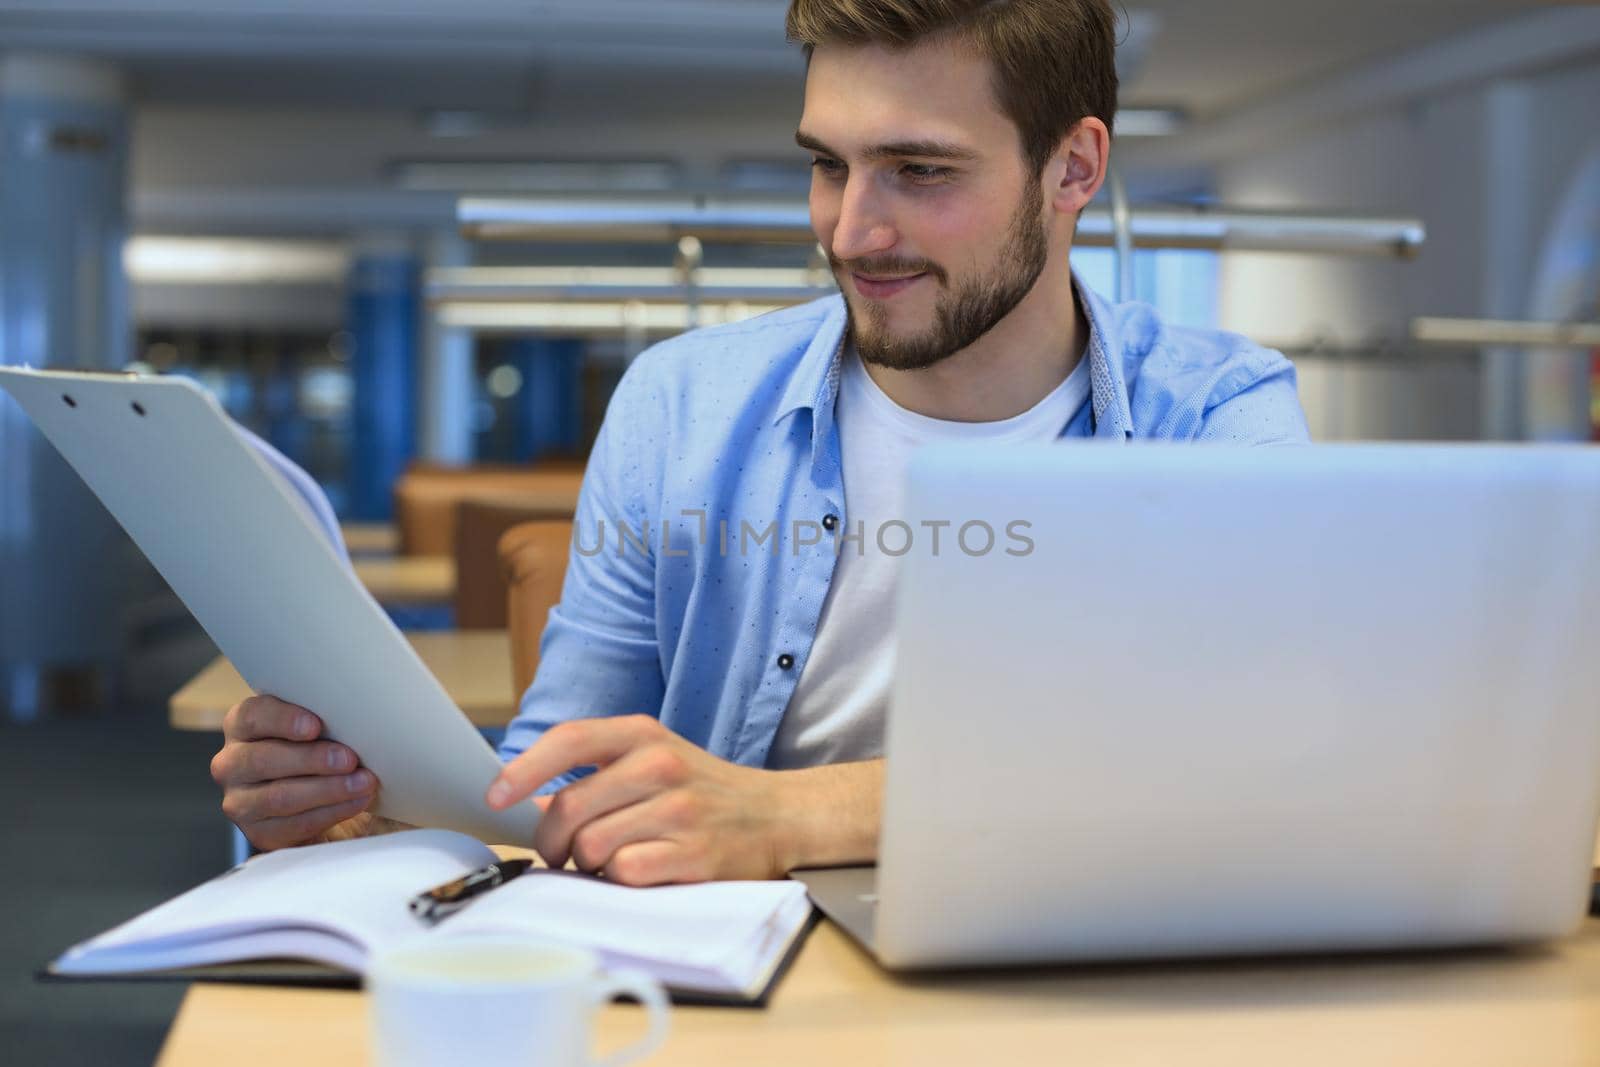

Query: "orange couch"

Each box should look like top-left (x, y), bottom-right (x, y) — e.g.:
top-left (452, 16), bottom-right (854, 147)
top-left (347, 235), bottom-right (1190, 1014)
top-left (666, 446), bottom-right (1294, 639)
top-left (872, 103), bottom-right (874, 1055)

top-left (394, 464), bottom-right (583, 558)
top-left (499, 518), bottom-right (575, 699)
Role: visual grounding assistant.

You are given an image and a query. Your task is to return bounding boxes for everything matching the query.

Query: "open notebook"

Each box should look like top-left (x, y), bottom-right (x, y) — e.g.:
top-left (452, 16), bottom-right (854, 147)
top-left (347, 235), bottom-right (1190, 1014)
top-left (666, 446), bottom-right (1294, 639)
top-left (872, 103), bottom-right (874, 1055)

top-left (46, 830), bottom-right (815, 1007)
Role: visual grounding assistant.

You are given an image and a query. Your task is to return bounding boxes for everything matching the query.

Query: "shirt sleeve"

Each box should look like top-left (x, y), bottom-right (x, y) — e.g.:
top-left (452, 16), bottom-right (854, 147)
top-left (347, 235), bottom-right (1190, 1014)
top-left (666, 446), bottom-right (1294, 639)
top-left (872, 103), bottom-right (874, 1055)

top-left (497, 367), bottom-right (666, 790)
top-left (1196, 352), bottom-right (1312, 445)
top-left (237, 425), bottom-right (350, 565)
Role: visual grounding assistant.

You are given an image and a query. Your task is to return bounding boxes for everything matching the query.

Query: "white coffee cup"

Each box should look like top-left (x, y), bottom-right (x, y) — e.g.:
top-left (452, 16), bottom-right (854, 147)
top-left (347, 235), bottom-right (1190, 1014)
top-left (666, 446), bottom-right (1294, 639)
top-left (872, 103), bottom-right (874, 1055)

top-left (368, 936), bottom-right (670, 1067)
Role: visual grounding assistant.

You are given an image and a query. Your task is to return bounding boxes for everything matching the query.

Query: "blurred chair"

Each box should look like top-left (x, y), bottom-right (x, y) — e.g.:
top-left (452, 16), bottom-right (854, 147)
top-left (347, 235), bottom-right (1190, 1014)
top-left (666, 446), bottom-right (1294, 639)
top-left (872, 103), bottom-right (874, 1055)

top-left (454, 498), bottom-right (572, 630)
top-left (499, 517), bottom-right (574, 700)
top-left (523, 454), bottom-right (588, 473)
top-left (394, 463), bottom-right (583, 557)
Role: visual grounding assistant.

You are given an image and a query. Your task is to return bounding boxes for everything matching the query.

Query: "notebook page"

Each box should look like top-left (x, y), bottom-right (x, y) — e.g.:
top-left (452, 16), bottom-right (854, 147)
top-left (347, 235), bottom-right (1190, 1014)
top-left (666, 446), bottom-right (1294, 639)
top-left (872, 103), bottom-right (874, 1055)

top-left (57, 830), bottom-right (493, 970)
top-left (728, 889), bottom-right (817, 994)
top-left (56, 928), bottom-right (375, 975)
top-left (439, 872), bottom-right (811, 977)
top-left (607, 883), bottom-right (816, 995)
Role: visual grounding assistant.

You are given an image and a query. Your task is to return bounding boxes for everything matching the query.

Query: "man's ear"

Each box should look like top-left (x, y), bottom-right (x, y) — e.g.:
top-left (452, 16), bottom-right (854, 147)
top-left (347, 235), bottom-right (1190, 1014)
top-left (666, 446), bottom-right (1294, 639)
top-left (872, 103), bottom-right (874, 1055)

top-left (1047, 118), bottom-right (1111, 217)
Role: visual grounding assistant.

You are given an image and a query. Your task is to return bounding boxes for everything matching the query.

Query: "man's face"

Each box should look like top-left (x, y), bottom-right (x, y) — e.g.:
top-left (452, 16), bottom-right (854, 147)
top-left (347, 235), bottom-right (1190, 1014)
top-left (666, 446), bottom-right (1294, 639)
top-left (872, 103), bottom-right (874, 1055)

top-left (798, 38), bottom-right (1050, 371)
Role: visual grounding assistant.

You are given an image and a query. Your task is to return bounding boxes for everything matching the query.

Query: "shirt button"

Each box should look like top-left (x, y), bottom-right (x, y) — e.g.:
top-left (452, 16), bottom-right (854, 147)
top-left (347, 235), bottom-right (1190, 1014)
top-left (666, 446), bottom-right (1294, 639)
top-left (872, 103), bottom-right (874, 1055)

top-left (822, 514), bottom-right (838, 531)
top-left (777, 653), bottom-right (795, 671)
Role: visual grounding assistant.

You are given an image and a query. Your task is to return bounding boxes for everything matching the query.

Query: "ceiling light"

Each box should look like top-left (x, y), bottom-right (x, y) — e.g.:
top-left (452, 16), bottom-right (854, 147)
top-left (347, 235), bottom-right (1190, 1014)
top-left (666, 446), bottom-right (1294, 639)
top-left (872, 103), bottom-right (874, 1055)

top-left (125, 237), bottom-right (347, 285)
top-left (1115, 108), bottom-right (1187, 138)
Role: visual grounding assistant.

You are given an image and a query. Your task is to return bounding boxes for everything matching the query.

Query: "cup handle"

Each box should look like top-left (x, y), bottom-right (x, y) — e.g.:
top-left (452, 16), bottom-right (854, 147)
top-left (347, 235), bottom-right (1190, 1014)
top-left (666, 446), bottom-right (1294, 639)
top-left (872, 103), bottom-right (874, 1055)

top-left (585, 968), bottom-right (671, 1067)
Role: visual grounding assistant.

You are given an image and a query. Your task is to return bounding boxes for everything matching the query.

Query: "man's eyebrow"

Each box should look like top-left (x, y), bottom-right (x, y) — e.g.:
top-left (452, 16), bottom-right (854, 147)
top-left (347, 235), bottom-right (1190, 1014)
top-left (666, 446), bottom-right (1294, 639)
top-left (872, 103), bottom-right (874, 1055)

top-left (794, 130), bottom-right (977, 162)
top-left (795, 131), bottom-right (836, 156)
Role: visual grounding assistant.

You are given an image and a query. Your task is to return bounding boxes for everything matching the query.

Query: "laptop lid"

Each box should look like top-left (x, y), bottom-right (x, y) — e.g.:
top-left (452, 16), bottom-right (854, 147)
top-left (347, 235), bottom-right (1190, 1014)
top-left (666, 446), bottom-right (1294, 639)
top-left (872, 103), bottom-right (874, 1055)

top-left (876, 444), bottom-right (1600, 968)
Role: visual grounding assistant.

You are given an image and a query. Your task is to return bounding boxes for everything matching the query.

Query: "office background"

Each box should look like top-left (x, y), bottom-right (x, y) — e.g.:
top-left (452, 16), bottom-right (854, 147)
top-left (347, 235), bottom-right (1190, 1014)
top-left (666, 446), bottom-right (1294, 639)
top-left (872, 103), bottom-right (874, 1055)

top-left (1, 1), bottom-right (1598, 1063)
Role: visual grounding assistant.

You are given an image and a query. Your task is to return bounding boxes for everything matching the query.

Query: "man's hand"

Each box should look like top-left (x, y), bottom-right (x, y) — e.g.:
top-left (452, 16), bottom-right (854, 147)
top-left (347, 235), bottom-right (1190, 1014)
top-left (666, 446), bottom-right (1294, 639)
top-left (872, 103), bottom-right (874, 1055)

top-left (485, 715), bottom-right (883, 886)
top-left (210, 695), bottom-right (381, 851)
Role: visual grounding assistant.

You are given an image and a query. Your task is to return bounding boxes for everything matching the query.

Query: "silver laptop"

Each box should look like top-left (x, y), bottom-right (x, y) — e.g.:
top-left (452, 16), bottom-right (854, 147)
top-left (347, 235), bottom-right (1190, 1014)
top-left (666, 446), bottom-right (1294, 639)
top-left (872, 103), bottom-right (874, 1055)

top-left (796, 444), bottom-right (1600, 969)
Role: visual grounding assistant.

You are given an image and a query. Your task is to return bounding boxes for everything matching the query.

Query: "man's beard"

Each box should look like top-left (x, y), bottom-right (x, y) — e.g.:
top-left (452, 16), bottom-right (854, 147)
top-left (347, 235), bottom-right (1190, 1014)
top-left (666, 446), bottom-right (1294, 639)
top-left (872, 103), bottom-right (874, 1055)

top-left (833, 179), bottom-right (1048, 372)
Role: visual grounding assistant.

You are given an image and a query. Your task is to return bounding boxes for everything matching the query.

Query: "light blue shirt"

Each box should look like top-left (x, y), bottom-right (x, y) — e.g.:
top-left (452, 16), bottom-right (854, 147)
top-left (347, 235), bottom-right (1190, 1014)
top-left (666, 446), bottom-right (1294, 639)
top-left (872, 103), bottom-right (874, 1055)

top-left (495, 281), bottom-right (1310, 781)
top-left (259, 281), bottom-right (1308, 782)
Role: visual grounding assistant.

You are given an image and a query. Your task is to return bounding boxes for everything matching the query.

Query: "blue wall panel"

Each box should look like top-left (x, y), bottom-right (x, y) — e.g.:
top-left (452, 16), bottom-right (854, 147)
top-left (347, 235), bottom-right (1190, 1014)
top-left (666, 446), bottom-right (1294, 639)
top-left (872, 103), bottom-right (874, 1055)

top-left (511, 338), bottom-right (583, 462)
top-left (347, 253), bottom-right (419, 520)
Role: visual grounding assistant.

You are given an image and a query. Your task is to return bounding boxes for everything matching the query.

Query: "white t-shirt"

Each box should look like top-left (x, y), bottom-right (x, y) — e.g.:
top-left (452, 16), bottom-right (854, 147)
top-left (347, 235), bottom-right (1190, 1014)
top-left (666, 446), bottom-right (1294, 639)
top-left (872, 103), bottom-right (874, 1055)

top-left (766, 345), bottom-right (1091, 769)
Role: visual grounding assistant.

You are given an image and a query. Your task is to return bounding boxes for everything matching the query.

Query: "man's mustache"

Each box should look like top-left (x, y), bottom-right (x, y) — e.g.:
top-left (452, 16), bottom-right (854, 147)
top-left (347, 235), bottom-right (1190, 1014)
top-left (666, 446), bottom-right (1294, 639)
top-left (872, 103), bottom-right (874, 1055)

top-left (827, 253), bottom-right (948, 287)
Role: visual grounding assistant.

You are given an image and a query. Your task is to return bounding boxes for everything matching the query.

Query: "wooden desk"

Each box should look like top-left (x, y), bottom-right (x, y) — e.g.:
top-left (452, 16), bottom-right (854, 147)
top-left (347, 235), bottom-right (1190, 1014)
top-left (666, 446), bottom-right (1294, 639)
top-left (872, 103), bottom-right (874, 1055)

top-left (168, 631), bottom-right (516, 731)
top-left (157, 918), bottom-right (1600, 1066)
top-left (339, 522), bottom-right (398, 556)
top-left (351, 555), bottom-right (455, 605)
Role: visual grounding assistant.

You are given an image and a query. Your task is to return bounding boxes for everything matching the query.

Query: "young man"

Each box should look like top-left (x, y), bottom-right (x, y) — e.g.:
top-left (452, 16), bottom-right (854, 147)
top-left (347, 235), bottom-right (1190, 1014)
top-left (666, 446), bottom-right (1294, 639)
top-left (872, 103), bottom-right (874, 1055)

top-left (211, 0), bottom-right (1309, 882)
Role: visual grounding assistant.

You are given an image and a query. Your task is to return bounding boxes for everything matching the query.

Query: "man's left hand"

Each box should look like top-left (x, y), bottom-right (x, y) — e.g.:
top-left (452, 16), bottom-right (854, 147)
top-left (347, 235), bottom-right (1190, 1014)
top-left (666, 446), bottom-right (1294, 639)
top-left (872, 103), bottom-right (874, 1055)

top-left (485, 715), bottom-right (803, 885)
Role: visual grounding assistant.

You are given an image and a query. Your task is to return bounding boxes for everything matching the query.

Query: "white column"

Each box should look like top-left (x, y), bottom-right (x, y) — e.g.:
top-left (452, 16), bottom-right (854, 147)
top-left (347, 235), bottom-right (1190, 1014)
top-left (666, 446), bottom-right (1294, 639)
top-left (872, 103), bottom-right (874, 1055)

top-left (0, 53), bottom-right (129, 718)
top-left (419, 230), bottom-right (476, 465)
top-left (1479, 80), bottom-right (1536, 441)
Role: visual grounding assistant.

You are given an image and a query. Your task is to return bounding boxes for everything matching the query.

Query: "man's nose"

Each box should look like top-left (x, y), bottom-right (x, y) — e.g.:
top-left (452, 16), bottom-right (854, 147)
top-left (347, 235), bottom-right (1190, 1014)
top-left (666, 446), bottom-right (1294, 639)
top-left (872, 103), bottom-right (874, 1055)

top-left (830, 178), bottom-right (898, 263)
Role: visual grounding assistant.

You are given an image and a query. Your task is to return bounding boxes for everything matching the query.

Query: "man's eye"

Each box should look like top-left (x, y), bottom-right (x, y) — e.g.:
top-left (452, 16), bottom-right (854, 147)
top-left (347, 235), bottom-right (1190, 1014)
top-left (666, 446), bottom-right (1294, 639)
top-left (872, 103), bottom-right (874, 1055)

top-left (900, 163), bottom-right (951, 183)
top-left (810, 157), bottom-right (845, 177)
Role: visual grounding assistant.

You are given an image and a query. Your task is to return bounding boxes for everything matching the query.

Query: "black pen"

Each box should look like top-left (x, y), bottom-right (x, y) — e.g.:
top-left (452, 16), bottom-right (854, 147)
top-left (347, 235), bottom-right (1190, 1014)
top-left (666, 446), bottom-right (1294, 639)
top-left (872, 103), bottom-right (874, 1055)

top-left (408, 859), bottom-right (535, 925)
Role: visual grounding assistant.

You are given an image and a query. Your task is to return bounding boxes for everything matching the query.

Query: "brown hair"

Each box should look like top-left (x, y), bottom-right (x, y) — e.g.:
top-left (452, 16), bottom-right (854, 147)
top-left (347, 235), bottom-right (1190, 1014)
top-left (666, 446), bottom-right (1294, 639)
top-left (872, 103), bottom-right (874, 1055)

top-left (786, 0), bottom-right (1119, 176)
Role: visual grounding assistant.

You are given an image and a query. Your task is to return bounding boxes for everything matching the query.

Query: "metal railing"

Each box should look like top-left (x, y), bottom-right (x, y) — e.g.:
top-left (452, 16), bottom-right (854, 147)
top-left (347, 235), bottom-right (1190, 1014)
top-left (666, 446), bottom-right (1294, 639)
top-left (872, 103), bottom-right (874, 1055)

top-left (1412, 317), bottom-right (1600, 348)
top-left (444, 184), bottom-right (1428, 333)
top-left (458, 194), bottom-right (1426, 259)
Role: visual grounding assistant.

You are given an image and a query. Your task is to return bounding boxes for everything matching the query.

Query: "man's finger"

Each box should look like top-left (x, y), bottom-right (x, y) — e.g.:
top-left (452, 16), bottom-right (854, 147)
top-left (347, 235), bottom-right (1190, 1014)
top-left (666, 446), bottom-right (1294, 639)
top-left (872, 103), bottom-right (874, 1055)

top-left (218, 740), bottom-right (358, 785)
top-left (604, 840), bottom-right (696, 888)
top-left (532, 746), bottom-right (682, 866)
top-left (562, 790), bottom-right (695, 875)
top-left (246, 794), bottom-right (376, 852)
top-left (486, 716), bottom-right (659, 809)
top-left (222, 770), bottom-right (377, 826)
top-left (224, 696), bottom-right (322, 743)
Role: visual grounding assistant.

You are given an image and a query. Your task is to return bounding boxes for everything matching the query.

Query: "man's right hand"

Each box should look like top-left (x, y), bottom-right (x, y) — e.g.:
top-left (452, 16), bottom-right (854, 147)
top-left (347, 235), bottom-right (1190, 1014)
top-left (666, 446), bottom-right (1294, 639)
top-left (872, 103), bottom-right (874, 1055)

top-left (210, 695), bottom-right (380, 851)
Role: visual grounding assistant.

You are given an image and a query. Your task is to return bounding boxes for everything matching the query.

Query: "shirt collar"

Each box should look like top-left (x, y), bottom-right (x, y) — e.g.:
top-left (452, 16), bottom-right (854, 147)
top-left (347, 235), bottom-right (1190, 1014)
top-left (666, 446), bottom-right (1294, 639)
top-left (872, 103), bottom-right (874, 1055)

top-left (773, 296), bottom-right (849, 475)
top-left (1074, 276), bottom-right (1135, 440)
top-left (774, 295), bottom-right (848, 425)
top-left (773, 271), bottom-right (1134, 451)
